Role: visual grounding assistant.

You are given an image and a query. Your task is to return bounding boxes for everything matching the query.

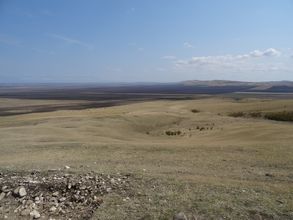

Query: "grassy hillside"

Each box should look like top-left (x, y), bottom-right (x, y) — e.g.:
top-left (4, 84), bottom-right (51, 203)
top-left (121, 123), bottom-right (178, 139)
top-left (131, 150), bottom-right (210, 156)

top-left (0, 97), bottom-right (293, 219)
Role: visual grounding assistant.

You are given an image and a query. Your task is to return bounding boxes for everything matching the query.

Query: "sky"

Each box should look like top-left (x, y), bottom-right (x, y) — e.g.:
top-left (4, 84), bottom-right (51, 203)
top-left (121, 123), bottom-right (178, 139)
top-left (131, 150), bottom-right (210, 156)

top-left (0, 0), bottom-right (293, 83)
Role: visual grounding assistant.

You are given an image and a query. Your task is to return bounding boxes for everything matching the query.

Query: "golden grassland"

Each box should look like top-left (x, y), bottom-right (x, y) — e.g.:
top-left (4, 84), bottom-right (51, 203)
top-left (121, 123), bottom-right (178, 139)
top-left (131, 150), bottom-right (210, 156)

top-left (0, 97), bottom-right (293, 219)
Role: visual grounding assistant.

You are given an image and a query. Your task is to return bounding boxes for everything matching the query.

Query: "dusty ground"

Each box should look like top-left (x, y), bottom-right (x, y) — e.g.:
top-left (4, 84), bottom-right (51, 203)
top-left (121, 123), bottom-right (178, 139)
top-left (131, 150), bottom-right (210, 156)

top-left (0, 97), bottom-right (293, 219)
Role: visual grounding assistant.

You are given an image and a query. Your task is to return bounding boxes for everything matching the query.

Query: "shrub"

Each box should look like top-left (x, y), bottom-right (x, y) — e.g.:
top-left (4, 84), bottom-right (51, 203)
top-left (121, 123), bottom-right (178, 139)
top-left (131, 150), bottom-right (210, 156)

top-left (191, 109), bottom-right (200, 113)
top-left (165, 131), bottom-right (172, 136)
top-left (165, 130), bottom-right (182, 136)
top-left (228, 112), bottom-right (245, 117)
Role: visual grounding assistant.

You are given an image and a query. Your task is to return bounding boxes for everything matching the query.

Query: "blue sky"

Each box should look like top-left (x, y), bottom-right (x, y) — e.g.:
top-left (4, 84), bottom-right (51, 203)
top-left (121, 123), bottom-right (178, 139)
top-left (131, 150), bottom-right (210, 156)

top-left (0, 0), bottom-right (293, 83)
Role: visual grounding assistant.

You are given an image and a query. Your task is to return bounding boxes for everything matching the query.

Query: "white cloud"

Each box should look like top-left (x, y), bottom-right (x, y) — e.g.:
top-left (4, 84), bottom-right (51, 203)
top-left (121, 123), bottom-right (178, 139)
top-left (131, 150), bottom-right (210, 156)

top-left (249, 50), bottom-right (264, 57)
top-left (184, 42), bottom-right (194, 48)
top-left (48, 34), bottom-right (93, 50)
top-left (175, 48), bottom-right (282, 68)
top-left (171, 48), bottom-right (293, 79)
top-left (161, 55), bottom-right (177, 60)
top-left (262, 48), bottom-right (281, 57)
top-left (250, 48), bottom-right (281, 57)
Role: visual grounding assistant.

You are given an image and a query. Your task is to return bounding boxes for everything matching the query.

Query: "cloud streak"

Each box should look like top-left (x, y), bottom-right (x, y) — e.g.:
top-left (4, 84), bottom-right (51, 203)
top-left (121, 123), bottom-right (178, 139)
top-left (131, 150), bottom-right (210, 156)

top-left (48, 34), bottom-right (93, 50)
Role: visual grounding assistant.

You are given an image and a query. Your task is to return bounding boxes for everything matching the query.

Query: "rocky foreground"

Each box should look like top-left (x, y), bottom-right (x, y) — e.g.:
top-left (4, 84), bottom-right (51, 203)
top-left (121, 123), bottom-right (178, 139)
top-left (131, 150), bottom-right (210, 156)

top-left (0, 170), bottom-right (131, 219)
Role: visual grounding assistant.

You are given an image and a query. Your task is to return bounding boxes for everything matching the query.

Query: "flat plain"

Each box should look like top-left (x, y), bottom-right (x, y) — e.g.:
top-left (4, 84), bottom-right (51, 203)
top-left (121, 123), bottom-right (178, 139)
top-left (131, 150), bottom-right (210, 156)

top-left (0, 89), bottom-right (293, 219)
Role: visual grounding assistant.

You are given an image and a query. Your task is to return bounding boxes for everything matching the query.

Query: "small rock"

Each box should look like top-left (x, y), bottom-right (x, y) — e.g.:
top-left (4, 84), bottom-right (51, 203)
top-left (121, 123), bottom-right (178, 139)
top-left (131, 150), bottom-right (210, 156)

top-left (265, 173), bottom-right (273, 177)
top-left (0, 192), bottom-right (5, 201)
top-left (52, 191), bottom-right (59, 197)
top-left (93, 196), bottom-right (103, 205)
top-left (122, 197), bottom-right (130, 202)
top-left (80, 185), bottom-right (86, 190)
top-left (64, 166), bottom-right (70, 169)
top-left (13, 187), bottom-right (19, 195)
top-left (276, 199), bottom-right (284, 204)
top-left (1, 186), bottom-right (9, 193)
top-left (19, 187), bottom-right (27, 197)
top-left (110, 178), bottom-right (115, 184)
top-left (173, 212), bottom-right (187, 220)
top-left (49, 206), bottom-right (57, 213)
top-left (20, 209), bottom-right (31, 216)
top-left (59, 207), bottom-right (66, 214)
top-left (30, 210), bottom-right (41, 219)
top-left (13, 186), bottom-right (27, 197)
top-left (26, 199), bottom-right (34, 205)
top-left (59, 197), bottom-right (66, 202)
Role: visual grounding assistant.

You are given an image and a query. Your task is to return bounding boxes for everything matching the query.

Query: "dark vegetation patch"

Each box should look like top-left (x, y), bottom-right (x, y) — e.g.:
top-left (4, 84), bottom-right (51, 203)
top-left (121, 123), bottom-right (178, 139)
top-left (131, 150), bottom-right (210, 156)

top-left (165, 130), bottom-right (182, 136)
top-left (195, 125), bottom-right (213, 131)
top-left (251, 85), bottom-right (293, 93)
top-left (264, 111), bottom-right (293, 122)
top-left (0, 86), bottom-right (205, 116)
top-left (191, 109), bottom-right (200, 113)
top-left (248, 111), bottom-right (262, 118)
top-left (0, 101), bottom-right (135, 117)
top-left (228, 111), bottom-right (265, 119)
top-left (0, 84), bottom-right (255, 101)
top-left (228, 110), bottom-right (293, 122)
top-left (228, 112), bottom-right (245, 118)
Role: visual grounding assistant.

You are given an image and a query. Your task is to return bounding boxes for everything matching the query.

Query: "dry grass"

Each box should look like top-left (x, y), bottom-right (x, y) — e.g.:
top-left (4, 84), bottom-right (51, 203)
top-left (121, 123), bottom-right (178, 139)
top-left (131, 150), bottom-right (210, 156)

top-left (0, 97), bottom-right (293, 219)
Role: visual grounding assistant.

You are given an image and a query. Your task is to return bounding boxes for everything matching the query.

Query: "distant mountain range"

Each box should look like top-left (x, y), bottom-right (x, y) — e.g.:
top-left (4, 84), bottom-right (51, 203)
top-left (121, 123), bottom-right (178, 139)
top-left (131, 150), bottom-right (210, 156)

top-left (180, 80), bottom-right (293, 93)
top-left (1, 80), bottom-right (293, 100)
